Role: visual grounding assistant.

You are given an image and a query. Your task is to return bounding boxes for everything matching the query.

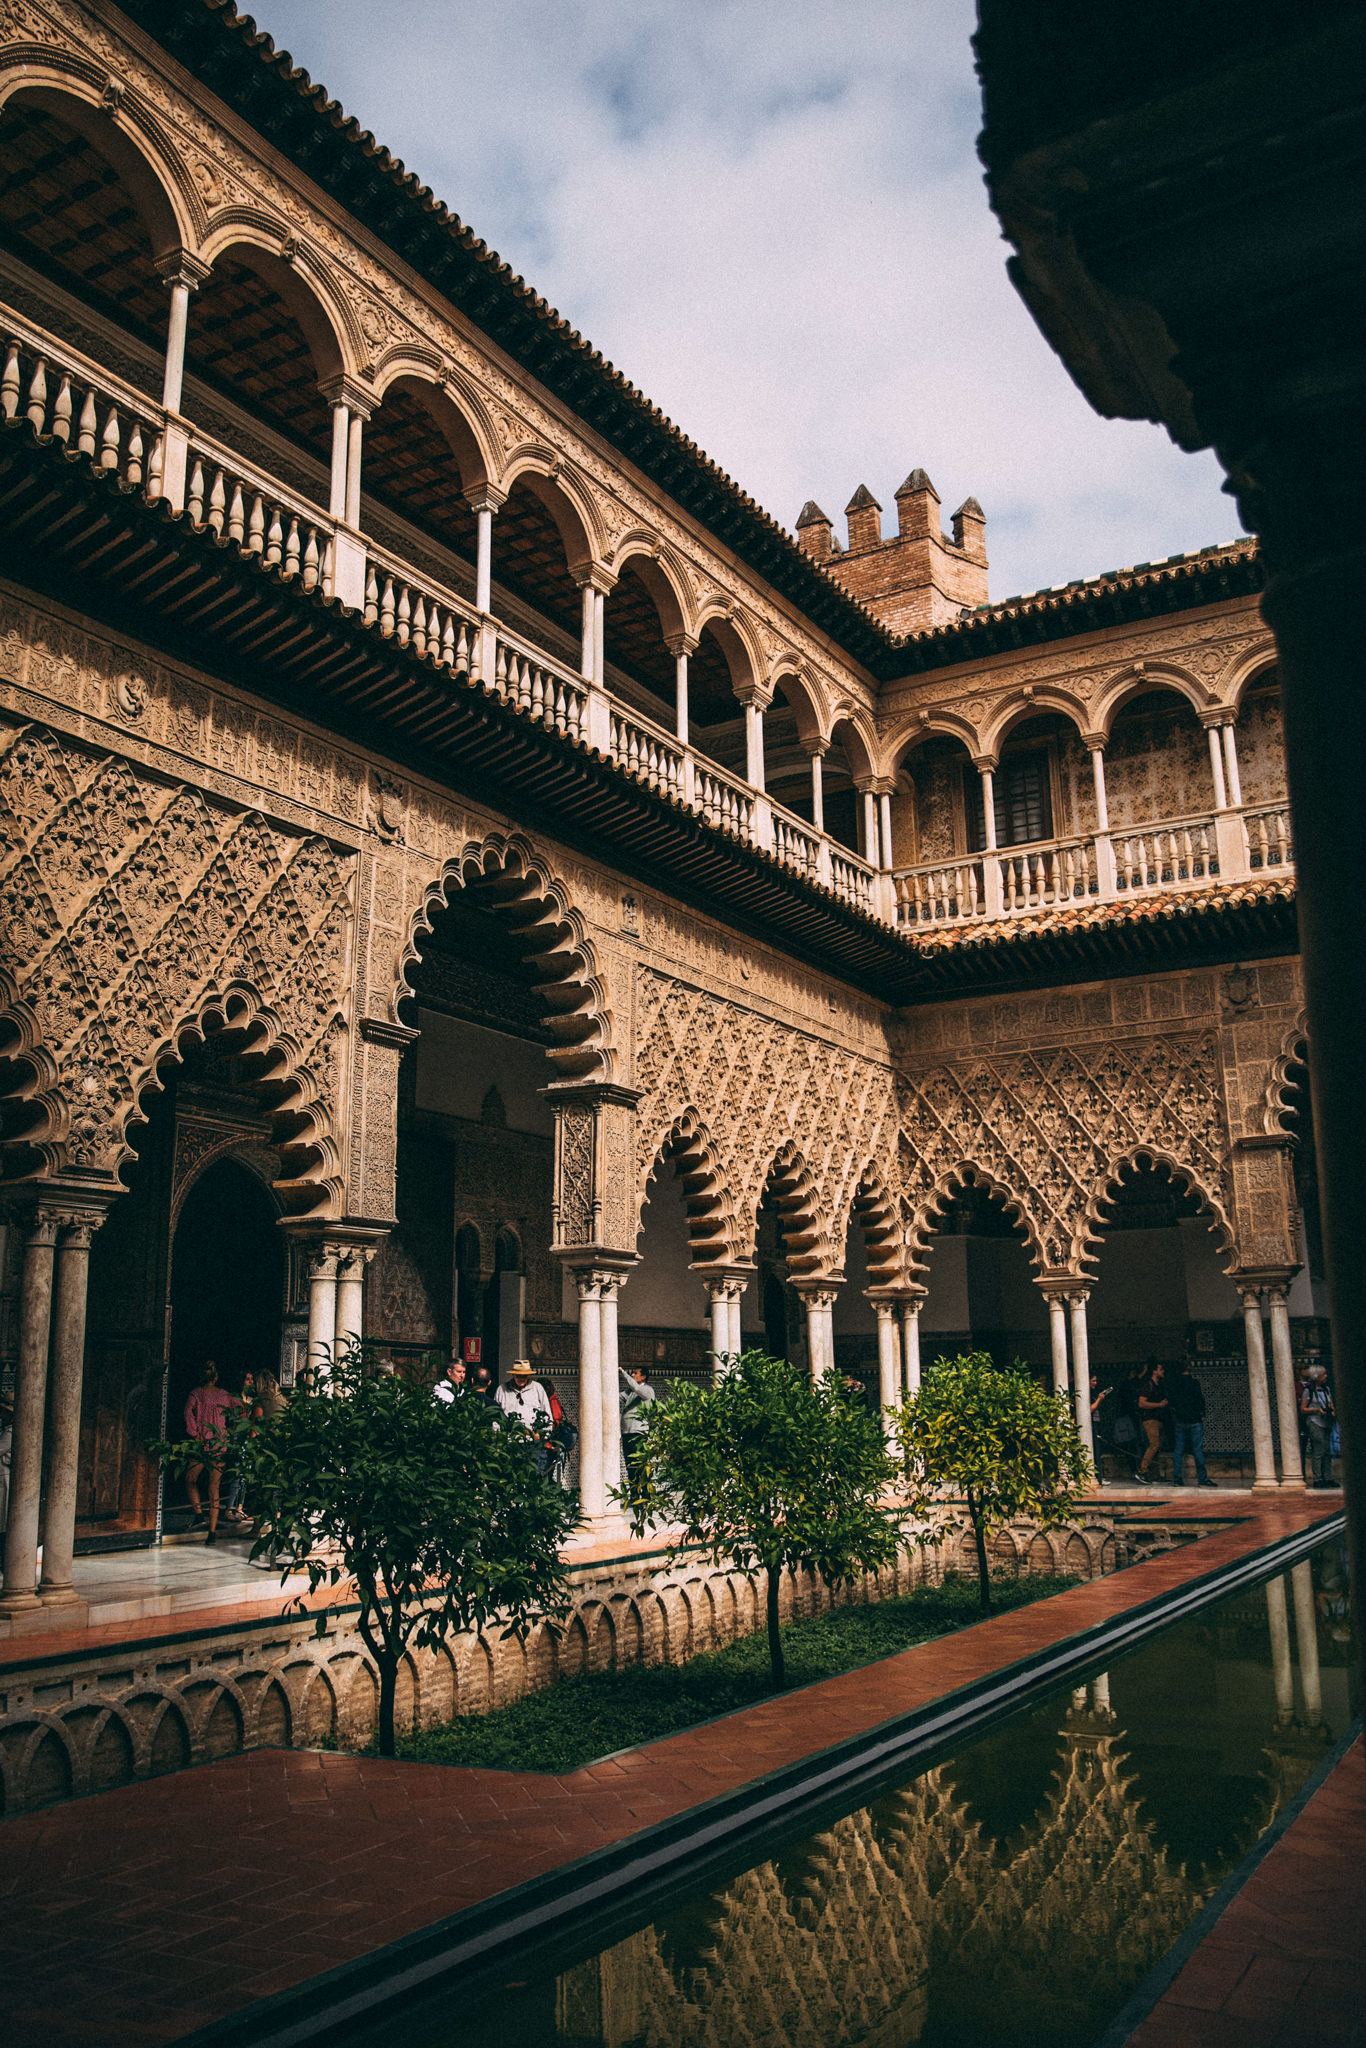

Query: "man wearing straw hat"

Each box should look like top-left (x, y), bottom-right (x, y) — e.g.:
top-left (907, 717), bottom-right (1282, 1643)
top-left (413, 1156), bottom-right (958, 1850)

top-left (495, 1358), bottom-right (555, 1474)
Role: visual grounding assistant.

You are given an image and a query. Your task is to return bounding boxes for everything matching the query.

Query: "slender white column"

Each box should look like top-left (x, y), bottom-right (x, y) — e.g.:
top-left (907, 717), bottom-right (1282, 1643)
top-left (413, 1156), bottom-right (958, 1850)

top-left (801, 1288), bottom-right (837, 1382)
top-left (674, 647), bottom-right (689, 744)
top-left (979, 765), bottom-right (999, 849)
top-left (1207, 723), bottom-right (1229, 809)
top-left (598, 1272), bottom-right (624, 1504)
top-left (475, 505), bottom-right (494, 615)
top-left (306, 1247), bottom-right (339, 1380)
top-left (1241, 1288), bottom-right (1279, 1488)
top-left (878, 789), bottom-right (894, 871)
top-left (593, 588), bottom-right (605, 689)
top-left (580, 580), bottom-right (596, 681)
top-left (1047, 1295), bottom-right (1070, 1399)
top-left (727, 1282), bottom-right (744, 1356)
top-left (860, 774), bottom-right (880, 856)
top-left (1221, 721), bottom-right (1243, 807)
top-left (40, 1211), bottom-right (106, 1605)
top-left (328, 402), bottom-right (350, 521)
top-left (574, 1272), bottom-right (605, 1519)
top-left (1068, 1290), bottom-right (1096, 1466)
top-left (809, 746), bottom-right (825, 834)
top-left (0, 1210), bottom-right (60, 1613)
top-left (1266, 1284), bottom-right (1305, 1488)
top-left (706, 1278), bottom-right (730, 1364)
top-left (1265, 1575), bottom-right (1295, 1723)
top-left (1290, 1558), bottom-right (1322, 1725)
top-left (745, 701), bottom-right (766, 790)
top-left (901, 1296), bottom-right (923, 1396)
top-left (1091, 1670), bottom-right (1112, 1715)
top-left (161, 277), bottom-right (192, 414)
top-left (1089, 745), bottom-right (1110, 831)
top-left (873, 1300), bottom-right (901, 1422)
top-left (345, 410), bottom-right (364, 527)
top-left (334, 1247), bottom-right (371, 1353)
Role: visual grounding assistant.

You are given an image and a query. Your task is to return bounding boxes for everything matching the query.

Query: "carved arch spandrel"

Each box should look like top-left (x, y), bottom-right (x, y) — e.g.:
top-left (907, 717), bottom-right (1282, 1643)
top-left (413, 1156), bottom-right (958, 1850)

top-left (0, 722), bottom-right (351, 1212)
top-left (905, 1159), bottom-right (1044, 1282)
top-left (392, 832), bottom-right (613, 1083)
top-left (850, 1162), bottom-right (908, 1288)
top-left (1262, 1016), bottom-right (1310, 1136)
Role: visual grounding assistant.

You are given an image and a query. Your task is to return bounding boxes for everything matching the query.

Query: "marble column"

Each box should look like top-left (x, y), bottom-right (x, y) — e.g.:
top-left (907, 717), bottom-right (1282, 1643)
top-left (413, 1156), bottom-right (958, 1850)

top-left (598, 1271), bottom-right (624, 1504)
top-left (704, 1270), bottom-right (747, 1367)
top-left (901, 1293), bottom-right (924, 1397)
top-left (1290, 1558), bottom-right (1322, 1726)
top-left (1207, 723), bottom-right (1230, 809)
top-left (161, 276), bottom-right (193, 414)
top-left (1068, 1289), bottom-right (1096, 1466)
top-left (579, 579), bottom-right (596, 682)
top-left (801, 1287), bottom-right (838, 1383)
top-left (807, 743), bottom-right (826, 834)
top-left (328, 400), bottom-right (350, 521)
top-left (745, 701), bottom-right (766, 790)
top-left (1265, 1574), bottom-right (1295, 1724)
top-left (873, 1300), bottom-right (902, 1422)
top-left (878, 788), bottom-right (894, 871)
top-left (1266, 1284), bottom-right (1305, 1488)
top-left (39, 1209), bottom-right (108, 1606)
top-left (1240, 1288), bottom-right (1280, 1489)
top-left (474, 503), bottom-right (495, 615)
top-left (859, 785), bottom-right (879, 864)
top-left (306, 1246), bottom-right (340, 1381)
top-left (1047, 1295), bottom-right (1070, 1399)
top-left (593, 588), bottom-right (605, 692)
top-left (334, 1247), bottom-right (372, 1355)
top-left (0, 1209), bottom-right (60, 1613)
top-left (574, 1270), bottom-right (605, 1520)
top-left (1221, 720), bottom-right (1244, 807)
top-left (345, 408), bottom-right (364, 528)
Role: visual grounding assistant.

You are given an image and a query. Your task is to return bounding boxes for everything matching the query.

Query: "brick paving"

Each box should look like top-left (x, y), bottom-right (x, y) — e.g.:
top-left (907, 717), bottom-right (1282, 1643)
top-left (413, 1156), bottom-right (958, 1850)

top-left (0, 1493), bottom-right (1342, 2048)
top-left (1123, 1735), bottom-right (1365, 2048)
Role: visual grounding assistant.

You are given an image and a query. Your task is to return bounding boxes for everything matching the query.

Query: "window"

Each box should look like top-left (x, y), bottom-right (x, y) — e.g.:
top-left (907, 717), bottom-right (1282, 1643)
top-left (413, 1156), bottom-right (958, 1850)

top-left (966, 748), bottom-right (1053, 851)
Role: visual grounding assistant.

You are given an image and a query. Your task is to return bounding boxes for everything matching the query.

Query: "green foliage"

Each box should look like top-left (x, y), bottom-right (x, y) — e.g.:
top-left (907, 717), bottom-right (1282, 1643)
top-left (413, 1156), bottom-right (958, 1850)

top-left (623, 1348), bottom-right (908, 1686)
top-left (897, 1351), bottom-right (1091, 1613)
top-left (384, 1576), bottom-right (1081, 1773)
top-left (154, 1340), bottom-right (578, 1754)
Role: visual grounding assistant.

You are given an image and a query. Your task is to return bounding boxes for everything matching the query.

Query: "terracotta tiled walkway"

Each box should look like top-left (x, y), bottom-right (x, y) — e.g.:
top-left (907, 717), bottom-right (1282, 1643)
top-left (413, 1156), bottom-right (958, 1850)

top-left (1122, 1735), bottom-right (1365, 2048)
top-left (0, 1494), bottom-right (1341, 2048)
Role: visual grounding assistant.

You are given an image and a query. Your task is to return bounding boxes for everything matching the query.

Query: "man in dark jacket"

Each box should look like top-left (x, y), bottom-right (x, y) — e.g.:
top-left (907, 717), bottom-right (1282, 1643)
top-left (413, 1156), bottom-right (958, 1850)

top-left (1170, 1361), bottom-right (1217, 1488)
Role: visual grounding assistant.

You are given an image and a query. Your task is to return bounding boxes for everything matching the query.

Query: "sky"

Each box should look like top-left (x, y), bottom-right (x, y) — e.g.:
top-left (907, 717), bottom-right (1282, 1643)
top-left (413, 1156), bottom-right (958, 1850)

top-left (259, 0), bottom-right (1244, 604)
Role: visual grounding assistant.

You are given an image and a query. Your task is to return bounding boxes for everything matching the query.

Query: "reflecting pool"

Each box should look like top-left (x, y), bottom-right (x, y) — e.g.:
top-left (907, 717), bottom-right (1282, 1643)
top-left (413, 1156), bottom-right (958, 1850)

top-left (349, 1539), bottom-right (1355, 2048)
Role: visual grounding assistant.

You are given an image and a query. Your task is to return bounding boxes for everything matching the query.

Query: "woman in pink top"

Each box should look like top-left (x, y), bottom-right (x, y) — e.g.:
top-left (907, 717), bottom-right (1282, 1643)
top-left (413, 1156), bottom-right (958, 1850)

top-left (183, 1363), bottom-right (240, 1546)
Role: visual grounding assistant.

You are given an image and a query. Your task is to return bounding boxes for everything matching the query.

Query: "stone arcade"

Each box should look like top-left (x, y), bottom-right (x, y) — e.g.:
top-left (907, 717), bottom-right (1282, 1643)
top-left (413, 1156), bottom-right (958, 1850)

top-left (0, 2), bottom-right (1321, 1669)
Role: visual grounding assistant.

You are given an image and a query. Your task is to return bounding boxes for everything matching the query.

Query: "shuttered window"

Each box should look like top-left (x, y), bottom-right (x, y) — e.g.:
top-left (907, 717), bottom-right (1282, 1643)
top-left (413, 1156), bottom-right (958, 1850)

top-left (967, 749), bottom-right (1053, 850)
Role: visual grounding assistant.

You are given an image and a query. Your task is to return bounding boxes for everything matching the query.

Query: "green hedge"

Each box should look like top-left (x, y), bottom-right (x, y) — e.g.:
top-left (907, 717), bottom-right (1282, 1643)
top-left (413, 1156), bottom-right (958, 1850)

top-left (385, 1574), bottom-right (1080, 1774)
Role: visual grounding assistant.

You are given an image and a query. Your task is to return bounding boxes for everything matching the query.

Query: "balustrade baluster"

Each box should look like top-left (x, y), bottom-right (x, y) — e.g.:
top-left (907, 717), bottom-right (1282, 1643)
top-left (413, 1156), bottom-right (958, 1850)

top-left (243, 491), bottom-right (263, 553)
top-left (302, 526), bottom-right (320, 590)
top-left (455, 622), bottom-right (470, 673)
top-left (147, 431), bottom-right (163, 496)
top-left (125, 421), bottom-right (143, 486)
top-left (25, 356), bottom-right (47, 431)
top-left (411, 593), bottom-right (427, 657)
top-left (395, 583), bottom-right (411, 646)
top-left (98, 404), bottom-right (120, 473)
top-left (283, 517), bottom-right (301, 578)
top-left (1, 341), bottom-right (19, 419)
top-left (51, 372), bottom-right (72, 443)
top-left (378, 574), bottom-right (394, 634)
top-left (76, 388), bottom-right (97, 458)
top-left (440, 611), bottom-right (455, 667)
top-left (264, 503), bottom-right (283, 566)
top-left (225, 479), bottom-right (244, 543)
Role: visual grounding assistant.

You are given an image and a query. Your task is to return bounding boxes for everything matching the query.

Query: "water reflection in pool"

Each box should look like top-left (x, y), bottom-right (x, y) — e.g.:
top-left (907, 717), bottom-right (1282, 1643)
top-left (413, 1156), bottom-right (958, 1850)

top-left (357, 1542), bottom-right (1355, 2048)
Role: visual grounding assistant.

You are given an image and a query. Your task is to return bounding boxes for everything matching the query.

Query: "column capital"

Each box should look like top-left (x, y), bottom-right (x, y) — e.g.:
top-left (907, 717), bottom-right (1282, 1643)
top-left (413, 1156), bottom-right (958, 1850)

top-left (871, 776), bottom-right (897, 798)
top-left (567, 1257), bottom-right (637, 1297)
top-left (798, 733), bottom-right (830, 760)
top-left (1238, 1284), bottom-right (1267, 1309)
top-left (1065, 1285), bottom-right (1092, 1306)
top-left (1081, 730), bottom-right (1107, 752)
top-left (572, 562), bottom-right (617, 596)
top-left (791, 1279), bottom-right (840, 1310)
top-left (699, 1262), bottom-right (754, 1298)
top-left (1233, 1266), bottom-right (1297, 1292)
top-left (154, 250), bottom-right (211, 291)
top-left (462, 482), bottom-right (508, 516)
top-left (1199, 707), bottom-right (1236, 730)
top-left (971, 751), bottom-right (1000, 773)
top-left (1037, 1277), bottom-right (1080, 1303)
top-left (664, 631), bottom-right (698, 659)
top-left (733, 681), bottom-right (775, 712)
top-left (318, 374), bottom-right (374, 419)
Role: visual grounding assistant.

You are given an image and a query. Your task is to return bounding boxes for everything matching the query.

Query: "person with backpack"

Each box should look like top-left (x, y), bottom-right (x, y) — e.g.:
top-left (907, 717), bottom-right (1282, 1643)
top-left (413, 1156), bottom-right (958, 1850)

top-left (619, 1365), bottom-right (656, 1499)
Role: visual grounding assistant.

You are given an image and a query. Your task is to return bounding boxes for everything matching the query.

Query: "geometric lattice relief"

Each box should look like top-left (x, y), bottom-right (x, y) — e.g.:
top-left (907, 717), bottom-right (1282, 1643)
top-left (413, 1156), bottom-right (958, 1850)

top-left (634, 968), bottom-right (901, 1276)
top-left (899, 1035), bottom-right (1234, 1277)
top-left (0, 721), bottom-right (353, 1211)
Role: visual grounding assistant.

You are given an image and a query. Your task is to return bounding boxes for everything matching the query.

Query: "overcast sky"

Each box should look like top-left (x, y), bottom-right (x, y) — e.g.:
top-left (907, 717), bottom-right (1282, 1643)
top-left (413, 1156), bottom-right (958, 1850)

top-left (260, 1), bottom-right (1243, 603)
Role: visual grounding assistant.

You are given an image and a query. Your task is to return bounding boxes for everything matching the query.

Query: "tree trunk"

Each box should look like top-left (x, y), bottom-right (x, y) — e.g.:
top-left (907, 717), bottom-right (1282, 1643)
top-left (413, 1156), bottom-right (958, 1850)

top-left (377, 1652), bottom-right (398, 1757)
top-left (968, 1490), bottom-right (992, 1614)
top-left (766, 1564), bottom-right (786, 1689)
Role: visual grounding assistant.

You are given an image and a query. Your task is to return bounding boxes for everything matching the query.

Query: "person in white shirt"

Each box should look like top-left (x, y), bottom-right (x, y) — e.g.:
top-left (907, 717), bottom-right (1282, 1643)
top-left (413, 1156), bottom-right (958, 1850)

top-left (494, 1359), bottom-right (554, 1473)
top-left (433, 1358), bottom-right (466, 1406)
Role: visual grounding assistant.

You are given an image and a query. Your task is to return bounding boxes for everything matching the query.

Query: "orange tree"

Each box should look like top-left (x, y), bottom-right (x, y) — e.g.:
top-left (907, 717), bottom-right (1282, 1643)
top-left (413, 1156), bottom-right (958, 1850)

top-left (622, 1348), bottom-right (907, 1687)
top-left (896, 1352), bottom-right (1091, 1614)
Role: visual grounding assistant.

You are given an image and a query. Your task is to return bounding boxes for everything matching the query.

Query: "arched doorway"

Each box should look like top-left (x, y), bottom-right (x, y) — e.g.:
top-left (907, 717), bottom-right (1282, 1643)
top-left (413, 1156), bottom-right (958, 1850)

top-left (166, 1156), bottom-right (285, 1446)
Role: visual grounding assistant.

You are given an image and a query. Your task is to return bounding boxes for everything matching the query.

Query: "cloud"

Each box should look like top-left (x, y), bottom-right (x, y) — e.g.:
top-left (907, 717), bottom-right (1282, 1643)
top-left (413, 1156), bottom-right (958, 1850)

top-left (259, 0), bottom-right (1244, 603)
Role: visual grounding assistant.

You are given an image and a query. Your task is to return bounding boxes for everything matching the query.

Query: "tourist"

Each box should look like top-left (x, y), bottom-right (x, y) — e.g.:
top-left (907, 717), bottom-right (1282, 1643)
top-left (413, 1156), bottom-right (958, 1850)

top-left (468, 1362), bottom-right (495, 1404)
top-left (620, 1365), bottom-right (657, 1495)
top-left (433, 1356), bottom-right (466, 1406)
top-left (1169, 1361), bottom-right (1217, 1488)
top-left (183, 1363), bottom-right (241, 1545)
top-left (495, 1359), bottom-right (554, 1473)
top-left (1137, 1363), bottom-right (1169, 1483)
top-left (1300, 1366), bottom-right (1336, 1488)
top-left (1112, 1367), bottom-right (1145, 1482)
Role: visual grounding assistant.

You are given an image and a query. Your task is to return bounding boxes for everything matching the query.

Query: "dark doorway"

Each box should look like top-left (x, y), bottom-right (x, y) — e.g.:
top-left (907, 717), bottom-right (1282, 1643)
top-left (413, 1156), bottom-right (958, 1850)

top-left (166, 1157), bottom-right (285, 1440)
